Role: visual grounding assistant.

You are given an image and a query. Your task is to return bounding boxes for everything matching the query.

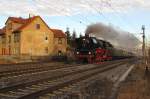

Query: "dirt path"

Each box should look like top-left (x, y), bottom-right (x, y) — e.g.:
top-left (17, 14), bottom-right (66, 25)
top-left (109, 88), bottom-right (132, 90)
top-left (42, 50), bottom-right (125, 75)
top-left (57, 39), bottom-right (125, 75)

top-left (117, 63), bottom-right (150, 99)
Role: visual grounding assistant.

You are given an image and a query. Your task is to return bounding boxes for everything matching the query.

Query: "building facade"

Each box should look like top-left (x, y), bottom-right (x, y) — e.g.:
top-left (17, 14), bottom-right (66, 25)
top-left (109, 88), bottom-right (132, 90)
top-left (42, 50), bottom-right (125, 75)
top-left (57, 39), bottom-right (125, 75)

top-left (51, 29), bottom-right (67, 56)
top-left (0, 16), bottom-right (67, 57)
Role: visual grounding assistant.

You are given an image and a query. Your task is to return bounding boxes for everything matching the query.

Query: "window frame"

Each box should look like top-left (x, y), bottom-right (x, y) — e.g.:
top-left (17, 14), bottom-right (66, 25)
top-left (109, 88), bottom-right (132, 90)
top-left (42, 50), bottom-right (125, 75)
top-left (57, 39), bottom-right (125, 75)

top-left (45, 47), bottom-right (48, 54)
top-left (8, 23), bottom-right (12, 30)
top-left (36, 24), bottom-right (40, 29)
top-left (58, 38), bottom-right (63, 44)
top-left (8, 35), bottom-right (11, 43)
top-left (45, 36), bottom-right (48, 41)
top-left (14, 33), bottom-right (20, 43)
top-left (2, 35), bottom-right (6, 44)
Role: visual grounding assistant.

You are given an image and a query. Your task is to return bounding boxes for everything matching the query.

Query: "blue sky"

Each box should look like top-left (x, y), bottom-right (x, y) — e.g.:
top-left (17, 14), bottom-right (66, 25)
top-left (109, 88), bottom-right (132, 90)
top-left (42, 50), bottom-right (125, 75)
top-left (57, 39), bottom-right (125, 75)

top-left (0, 0), bottom-right (149, 44)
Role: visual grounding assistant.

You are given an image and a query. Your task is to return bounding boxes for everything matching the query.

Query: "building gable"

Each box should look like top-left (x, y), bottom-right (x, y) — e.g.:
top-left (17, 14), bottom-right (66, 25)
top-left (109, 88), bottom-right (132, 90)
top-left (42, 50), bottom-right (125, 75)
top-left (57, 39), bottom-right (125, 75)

top-left (4, 16), bottom-right (52, 33)
top-left (20, 16), bottom-right (51, 32)
top-left (19, 16), bottom-right (54, 56)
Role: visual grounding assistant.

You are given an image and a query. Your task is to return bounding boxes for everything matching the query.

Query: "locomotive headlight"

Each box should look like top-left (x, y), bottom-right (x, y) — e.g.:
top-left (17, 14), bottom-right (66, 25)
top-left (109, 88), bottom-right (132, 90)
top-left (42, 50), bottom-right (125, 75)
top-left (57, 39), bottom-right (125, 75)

top-left (76, 51), bottom-right (79, 54)
top-left (88, 52), bottom-right (91, 54)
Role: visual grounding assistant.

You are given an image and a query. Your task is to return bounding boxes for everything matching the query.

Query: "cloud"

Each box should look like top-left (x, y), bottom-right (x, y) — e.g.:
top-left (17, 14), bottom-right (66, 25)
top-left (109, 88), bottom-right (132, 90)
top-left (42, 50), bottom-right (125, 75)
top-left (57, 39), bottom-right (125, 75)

top-left (0, 0), bottom-right (37, 16)
top-left (0, 0), bottom-right (149, 16)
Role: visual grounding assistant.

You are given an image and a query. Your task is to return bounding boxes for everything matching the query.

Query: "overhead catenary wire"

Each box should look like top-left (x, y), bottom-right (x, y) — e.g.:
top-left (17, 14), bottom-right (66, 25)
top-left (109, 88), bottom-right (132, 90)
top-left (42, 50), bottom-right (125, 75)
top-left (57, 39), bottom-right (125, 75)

top-left (35, 0), bottom-right (89, 27)
top-left (33, 0), bottom-right (140, 37)
top-left (83, 0), bottom-right (135, 33)
top-left (86, 0), bottom-right (112, 24)
top-left (104, 0), bottom-right (137, 31)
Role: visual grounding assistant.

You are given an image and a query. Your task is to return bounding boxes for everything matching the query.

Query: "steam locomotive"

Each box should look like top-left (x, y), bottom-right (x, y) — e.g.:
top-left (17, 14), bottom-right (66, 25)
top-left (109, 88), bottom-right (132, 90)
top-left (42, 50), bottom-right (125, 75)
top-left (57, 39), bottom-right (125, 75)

top-left (74, 35), bottom-right (134, 63)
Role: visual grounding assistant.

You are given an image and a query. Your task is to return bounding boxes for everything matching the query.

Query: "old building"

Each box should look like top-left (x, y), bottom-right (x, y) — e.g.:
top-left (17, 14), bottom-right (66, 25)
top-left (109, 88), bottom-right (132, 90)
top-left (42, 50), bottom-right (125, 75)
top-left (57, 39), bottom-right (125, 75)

top-left (51, 29), bottom-right (67, 56)
top-left (0, 16), bottom-right (67, 58)
top-left (0, 28), bottom-right (5, 55)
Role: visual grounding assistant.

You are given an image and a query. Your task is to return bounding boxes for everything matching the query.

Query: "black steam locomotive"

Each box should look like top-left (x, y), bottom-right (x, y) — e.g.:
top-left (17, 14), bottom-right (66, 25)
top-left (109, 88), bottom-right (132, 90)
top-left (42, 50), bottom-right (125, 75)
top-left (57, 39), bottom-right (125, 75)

top-left (74, 35), bottom-right (133, 63)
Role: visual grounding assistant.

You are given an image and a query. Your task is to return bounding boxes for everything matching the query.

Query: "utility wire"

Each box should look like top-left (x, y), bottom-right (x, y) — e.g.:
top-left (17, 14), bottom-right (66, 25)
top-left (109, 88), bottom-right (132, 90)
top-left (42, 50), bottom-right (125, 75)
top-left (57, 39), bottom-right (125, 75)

top-left (35, 0), bottom-right (88, 27)
top-left (86, 0), bottom-right (111, 24)
top-left (105, 0), bottom-right (136, 31)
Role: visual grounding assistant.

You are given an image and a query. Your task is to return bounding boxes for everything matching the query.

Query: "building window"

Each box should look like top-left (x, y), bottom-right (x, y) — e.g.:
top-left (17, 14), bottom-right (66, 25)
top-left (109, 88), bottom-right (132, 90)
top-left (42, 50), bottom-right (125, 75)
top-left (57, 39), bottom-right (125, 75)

top-left (8, 23), bottom-right (12, 30)
top-left (2, 48), bottom-right (6, 55)
top-left (8, 45), bottom-right (11, 55)
top-left (45, 36), bottom-right (48, 40)
top-left (14, 48), bottom-right (19, 54)
top-left (14, 33), bottom-right (20, 43)
top-left (58, 38), bottom-right (62, 44)
top-left (2, 35), bottom-right (6, 44)
top-left (36, 24), bottom-right (40, 29)
top-left (8, 35), bottom-right (11, 43)
top-left (45, 47), bottom-right (48, 54)
top-left (58, 50), bottom-right (62, 56)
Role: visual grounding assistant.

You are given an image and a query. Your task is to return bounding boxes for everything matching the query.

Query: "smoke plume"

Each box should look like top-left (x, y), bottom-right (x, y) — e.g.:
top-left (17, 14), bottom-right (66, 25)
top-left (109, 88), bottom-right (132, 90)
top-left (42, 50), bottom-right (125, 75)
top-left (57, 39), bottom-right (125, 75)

top-left (85, 23), bottom-right (141, 51)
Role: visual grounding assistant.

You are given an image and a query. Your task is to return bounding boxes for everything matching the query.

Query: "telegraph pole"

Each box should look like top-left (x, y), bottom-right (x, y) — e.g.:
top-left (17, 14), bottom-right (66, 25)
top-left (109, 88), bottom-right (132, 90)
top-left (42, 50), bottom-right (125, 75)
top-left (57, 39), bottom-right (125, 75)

top-left (141, 25), bottom-right (146, 64)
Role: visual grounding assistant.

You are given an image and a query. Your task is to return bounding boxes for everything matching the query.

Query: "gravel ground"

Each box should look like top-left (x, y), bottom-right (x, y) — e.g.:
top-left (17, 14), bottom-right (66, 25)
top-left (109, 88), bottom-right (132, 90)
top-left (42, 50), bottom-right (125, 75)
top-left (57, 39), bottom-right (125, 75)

top-left (117, 63), bottom-right (150, 99)
top-left (83, 79), bottom-right (113, 99)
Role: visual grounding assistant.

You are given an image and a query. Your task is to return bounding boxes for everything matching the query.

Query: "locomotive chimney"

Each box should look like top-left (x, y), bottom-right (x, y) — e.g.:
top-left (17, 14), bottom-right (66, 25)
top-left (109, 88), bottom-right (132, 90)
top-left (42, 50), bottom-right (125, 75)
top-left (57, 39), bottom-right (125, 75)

top-left (85, 34), bottom-right (89, 37)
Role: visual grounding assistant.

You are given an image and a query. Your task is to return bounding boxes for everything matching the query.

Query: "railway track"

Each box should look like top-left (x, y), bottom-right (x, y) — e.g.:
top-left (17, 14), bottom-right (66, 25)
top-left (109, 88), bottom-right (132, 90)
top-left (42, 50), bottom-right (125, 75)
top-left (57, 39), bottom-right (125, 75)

top-left (0, 62), bottom-right (65, 73)
top-left (0, 63), bottom-right (81, 79)
top-left (0, 63), bottom-right (83, 88)
top-left (0, 59), bottom-right (128, 79)
top-left (0, 59), bottom-right (132, 99)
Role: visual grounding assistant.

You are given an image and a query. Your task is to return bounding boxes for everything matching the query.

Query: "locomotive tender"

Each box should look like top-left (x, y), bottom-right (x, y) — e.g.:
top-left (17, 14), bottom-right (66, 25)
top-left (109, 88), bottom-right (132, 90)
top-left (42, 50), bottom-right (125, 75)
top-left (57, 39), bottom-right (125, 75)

top-left (74, 35), bottom-right (133, 63)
